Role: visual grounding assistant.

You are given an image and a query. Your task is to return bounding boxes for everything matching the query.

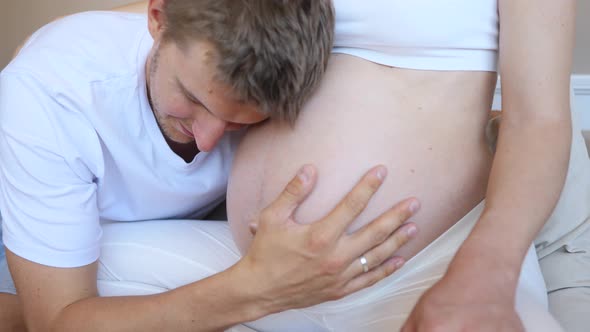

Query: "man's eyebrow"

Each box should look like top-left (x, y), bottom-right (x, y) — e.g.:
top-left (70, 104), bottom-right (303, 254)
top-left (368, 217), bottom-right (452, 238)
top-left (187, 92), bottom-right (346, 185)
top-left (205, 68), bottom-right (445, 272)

top-left (176, 77), bottom-right (212, 113)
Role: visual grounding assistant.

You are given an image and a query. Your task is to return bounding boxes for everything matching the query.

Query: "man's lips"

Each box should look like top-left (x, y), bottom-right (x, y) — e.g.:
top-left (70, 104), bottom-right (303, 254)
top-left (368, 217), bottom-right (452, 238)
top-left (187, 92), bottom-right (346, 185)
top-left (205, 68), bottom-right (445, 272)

top-left (179, 123), bottom-right (194, 138)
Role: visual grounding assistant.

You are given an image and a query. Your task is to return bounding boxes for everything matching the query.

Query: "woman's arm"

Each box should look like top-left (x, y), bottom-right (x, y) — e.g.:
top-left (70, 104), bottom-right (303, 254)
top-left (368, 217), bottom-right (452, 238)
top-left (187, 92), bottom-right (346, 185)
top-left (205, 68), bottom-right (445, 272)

top-left (403, 0), bottom-right (576, 330)
top-left (465, 0), bottom-right (574, 285)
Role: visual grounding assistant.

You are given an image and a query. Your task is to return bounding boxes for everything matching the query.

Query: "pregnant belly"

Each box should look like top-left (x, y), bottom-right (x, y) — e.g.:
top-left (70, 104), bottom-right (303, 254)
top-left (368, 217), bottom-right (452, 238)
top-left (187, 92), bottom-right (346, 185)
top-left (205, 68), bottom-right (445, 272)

top-left (227, 55), bottom-right (497, 260)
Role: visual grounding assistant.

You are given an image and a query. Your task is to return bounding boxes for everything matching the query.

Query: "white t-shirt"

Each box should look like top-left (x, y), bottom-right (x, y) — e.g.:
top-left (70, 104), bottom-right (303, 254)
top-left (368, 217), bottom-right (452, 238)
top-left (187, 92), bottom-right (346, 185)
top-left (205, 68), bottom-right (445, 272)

top-left (332, 0), bottom-right (499, 71)
top-left (0, 12), bottom-right (241, 268)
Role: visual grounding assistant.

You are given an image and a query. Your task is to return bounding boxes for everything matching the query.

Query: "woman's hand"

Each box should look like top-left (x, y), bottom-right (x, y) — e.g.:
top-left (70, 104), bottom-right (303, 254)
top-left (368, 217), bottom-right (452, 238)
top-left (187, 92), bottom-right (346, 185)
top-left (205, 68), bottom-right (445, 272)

top-left (233, 164), bottom-right (420, 316)
top-left (401, 269), bottom-right (524, 332)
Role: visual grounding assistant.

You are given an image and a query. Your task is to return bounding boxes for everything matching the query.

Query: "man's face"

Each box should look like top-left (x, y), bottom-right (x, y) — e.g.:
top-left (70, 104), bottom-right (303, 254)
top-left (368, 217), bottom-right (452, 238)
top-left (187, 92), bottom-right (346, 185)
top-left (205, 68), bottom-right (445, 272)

top-left (146, 40), bottom-right (268, 152)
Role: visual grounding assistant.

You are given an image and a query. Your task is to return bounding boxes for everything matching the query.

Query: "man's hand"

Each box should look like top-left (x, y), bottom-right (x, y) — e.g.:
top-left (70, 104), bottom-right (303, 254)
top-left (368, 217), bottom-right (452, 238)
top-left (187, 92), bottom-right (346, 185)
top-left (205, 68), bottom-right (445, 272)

top-left (234, 164), bottom-right (420, 315)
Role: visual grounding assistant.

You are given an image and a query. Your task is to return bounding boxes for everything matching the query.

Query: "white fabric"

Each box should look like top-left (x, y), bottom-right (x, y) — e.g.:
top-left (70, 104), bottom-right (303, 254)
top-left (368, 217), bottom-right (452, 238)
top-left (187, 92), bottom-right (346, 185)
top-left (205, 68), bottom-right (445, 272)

top-left (0, 11), bottom-right (241, 268)
top-left (89, 202), bottom-right (561, 332)
top-left (333, 0), bottom-right (499, 71)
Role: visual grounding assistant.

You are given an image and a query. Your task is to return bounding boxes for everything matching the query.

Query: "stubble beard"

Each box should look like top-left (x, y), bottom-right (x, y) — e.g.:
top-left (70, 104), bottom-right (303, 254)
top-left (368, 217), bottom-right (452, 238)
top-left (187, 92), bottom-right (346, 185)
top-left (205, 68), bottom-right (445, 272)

top-left (146, 46), bottom-right (194, 145)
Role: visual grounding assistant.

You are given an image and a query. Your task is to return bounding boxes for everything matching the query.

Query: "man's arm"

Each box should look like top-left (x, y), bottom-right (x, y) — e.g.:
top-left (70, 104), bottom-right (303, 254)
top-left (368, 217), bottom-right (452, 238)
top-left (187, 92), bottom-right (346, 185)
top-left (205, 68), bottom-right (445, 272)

top-left (8, 250), bottom-right (259, 332)
top-left (0, 293), bottom-right (24, 332)
top-left (8, 165), bottom-right (419, 332)
top-left (403, 0), bottom-right (575, 330)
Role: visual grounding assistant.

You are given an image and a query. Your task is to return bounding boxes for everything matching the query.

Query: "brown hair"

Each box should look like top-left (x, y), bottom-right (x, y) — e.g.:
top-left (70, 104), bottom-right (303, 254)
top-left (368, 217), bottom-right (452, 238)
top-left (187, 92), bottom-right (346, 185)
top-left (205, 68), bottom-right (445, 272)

top-left (161, 0), bottom-right (335, 124)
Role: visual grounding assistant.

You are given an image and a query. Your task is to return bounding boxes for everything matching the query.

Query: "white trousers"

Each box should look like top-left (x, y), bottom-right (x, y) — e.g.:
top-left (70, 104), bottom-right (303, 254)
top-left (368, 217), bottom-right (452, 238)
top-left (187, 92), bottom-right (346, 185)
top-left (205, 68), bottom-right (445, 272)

top-left (90, 201), bottom-right (562, 331)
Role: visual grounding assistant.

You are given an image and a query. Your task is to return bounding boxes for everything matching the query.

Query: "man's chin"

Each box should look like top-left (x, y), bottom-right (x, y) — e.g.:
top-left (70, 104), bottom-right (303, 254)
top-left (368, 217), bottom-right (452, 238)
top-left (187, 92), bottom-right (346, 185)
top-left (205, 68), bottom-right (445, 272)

top-left (163, 132), bottom-right (195, 145)
top-left (171, 137), bottom-right (196, 145)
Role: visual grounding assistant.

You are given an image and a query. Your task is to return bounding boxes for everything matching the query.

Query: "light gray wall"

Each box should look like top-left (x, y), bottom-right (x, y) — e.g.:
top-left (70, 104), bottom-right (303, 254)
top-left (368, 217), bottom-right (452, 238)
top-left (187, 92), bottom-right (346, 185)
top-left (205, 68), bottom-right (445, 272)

top-left (1, 1), bottom-right (589, 73)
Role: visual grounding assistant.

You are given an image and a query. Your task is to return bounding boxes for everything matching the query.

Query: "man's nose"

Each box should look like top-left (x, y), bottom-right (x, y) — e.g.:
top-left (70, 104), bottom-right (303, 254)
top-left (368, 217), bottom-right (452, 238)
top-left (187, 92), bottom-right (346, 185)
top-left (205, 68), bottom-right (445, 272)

top-left (193, 119), bottom-right (227, 152)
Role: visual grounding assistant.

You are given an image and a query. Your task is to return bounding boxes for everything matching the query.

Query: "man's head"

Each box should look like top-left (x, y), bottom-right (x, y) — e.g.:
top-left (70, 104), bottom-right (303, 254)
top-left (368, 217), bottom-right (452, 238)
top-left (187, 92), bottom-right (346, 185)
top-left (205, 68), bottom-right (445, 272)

top-left (145, 0), bottom-right (335, 152)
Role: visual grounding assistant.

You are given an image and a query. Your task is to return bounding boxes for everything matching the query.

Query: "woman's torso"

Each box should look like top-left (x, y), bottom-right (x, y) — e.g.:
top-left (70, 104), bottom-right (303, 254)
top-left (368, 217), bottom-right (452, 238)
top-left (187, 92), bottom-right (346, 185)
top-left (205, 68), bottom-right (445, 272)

top-left (228, 55), bottom-right (497, 259)
top-left (227, 0), bottom-right (500, 259)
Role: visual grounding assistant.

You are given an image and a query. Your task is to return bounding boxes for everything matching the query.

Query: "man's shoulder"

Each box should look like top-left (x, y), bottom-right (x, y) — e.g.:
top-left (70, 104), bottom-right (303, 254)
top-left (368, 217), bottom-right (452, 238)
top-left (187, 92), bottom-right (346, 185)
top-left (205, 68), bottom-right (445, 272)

top-left (0, 12), bottom-right (151, 170)
top-left (6, 11), bottom-right (149, 85)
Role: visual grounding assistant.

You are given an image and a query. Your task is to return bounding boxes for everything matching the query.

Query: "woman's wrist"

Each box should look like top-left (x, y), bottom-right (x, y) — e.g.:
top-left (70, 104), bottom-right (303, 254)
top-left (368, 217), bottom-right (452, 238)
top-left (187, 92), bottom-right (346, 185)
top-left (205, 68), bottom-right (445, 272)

top-left (448, 235), bottom-right (522, 294)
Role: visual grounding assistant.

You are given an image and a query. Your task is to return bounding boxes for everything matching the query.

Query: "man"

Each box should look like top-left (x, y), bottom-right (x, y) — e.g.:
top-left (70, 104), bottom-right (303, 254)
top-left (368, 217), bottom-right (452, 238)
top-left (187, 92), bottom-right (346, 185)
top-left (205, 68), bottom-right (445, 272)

top-left (0, 1), bottom-right (419, 331)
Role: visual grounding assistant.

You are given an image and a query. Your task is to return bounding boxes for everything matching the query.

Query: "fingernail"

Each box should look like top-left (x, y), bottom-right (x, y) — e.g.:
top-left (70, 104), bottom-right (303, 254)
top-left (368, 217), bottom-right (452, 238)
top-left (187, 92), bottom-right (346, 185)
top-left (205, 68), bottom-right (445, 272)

top-left (248, 223), bottom-right (258, 235)
top-left (409, 200), bottom-right (420, 213)
top-left (390, 257), bottom-right (405, 269)
top-left (406, 224), bottom-right (418, 237)
top-left (375, 165), bottom-right (387, 181)
top-left (298, 165), bottom-right (311, 184)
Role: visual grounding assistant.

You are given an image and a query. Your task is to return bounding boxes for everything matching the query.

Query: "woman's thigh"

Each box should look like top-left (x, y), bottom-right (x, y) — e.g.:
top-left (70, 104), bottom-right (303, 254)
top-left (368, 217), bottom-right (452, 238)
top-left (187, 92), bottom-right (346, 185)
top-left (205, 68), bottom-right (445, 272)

top-left (515, 246), bottom-right (564, 331)
top-left (97, 219), bottom-right (241, 296)
top-left (240, 204), bottom-right (561, 332)
top-left (548, 287), bottom-right (590, 332)
top-left (8, 218), bottom-right (562, 331)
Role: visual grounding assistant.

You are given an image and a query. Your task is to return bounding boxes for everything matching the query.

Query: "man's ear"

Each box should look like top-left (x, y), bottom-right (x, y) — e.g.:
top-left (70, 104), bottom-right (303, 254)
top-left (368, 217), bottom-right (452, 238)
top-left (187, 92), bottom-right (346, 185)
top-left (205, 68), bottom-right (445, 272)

top-left (147, 0), bottom-right (166, 41)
